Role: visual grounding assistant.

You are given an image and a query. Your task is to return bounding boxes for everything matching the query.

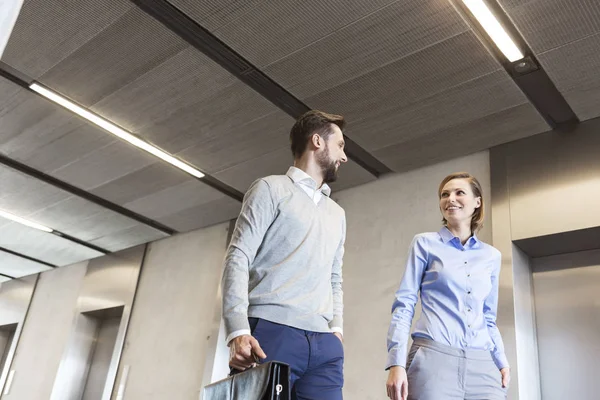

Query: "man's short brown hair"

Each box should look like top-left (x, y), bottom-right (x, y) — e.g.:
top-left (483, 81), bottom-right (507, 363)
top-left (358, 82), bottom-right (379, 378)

top-left (289, 110), bottom-right (346, 158)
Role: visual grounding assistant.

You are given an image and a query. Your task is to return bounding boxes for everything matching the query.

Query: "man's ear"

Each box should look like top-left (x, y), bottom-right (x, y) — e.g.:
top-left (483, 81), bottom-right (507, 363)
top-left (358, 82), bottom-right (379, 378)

top-left (311, 133), bottom-right (323, 149)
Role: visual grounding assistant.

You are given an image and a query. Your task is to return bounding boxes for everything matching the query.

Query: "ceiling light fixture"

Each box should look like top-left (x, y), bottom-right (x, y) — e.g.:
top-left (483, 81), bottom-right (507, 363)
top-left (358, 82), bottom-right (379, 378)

top-left (0, 209), bottom-right (53, 233)
top-left (462, 0), bottom-right (524, 62)
top-left (29, 83), bottom-right (205, 179)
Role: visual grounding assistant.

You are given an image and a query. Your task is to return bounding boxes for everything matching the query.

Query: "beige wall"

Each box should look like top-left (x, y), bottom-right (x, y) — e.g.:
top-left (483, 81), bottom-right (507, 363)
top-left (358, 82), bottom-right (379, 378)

top-left (4, 262), bottom-right (88, 400)
top-left (335, 151), bottom-right (493, 400)
top-left (499, 121), bottom-right (600, 240)
top-left (111, 222), bottom-right (229, 400)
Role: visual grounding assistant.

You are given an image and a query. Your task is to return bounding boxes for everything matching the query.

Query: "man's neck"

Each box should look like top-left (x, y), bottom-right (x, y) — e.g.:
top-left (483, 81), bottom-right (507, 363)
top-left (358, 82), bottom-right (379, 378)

top-left (294, 157), bottom-right (324, 188)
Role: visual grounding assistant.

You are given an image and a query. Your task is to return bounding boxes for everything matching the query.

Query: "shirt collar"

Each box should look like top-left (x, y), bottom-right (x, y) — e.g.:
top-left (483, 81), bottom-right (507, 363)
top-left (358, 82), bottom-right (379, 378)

top-left (286, 166), bottom-right (331, 197)
top-left (439, 226), bottom-right (480, 249)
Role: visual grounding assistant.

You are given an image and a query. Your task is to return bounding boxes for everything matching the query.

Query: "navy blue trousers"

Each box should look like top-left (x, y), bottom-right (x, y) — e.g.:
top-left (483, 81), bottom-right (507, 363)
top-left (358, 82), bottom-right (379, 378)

top-left (233, 318), bottom-right (344, 400)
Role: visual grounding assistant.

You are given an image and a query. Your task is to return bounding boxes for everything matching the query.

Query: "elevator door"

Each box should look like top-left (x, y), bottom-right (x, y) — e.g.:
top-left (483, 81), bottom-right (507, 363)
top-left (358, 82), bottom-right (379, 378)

top-left (0, 324), bottom-right (16, 376)
top-left (532, 249), bottom-right (600, 400)
top-left (81, 316), bottom-right (120, 400)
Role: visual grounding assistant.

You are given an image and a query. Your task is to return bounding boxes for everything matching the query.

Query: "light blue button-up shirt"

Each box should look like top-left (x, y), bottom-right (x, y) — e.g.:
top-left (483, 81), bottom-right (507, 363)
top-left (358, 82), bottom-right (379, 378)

top-left (386, 227), bottom-right (509, 370)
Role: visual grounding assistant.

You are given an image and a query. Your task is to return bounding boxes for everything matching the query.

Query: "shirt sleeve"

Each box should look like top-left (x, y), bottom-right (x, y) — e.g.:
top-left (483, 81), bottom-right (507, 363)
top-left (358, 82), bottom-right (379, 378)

top-left (483, 253), bottom-right (510, 369)
top-left (386, 235), bottom-right (427, 369)
top-left (221, 179), bottom-right (276, 339)
top-left (328, 213), bottom-right (346, 333)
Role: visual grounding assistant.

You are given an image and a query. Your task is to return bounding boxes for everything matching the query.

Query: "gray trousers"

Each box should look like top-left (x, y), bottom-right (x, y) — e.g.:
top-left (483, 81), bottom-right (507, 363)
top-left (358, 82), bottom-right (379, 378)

top-left (406, 338), bottom-right (507, 400)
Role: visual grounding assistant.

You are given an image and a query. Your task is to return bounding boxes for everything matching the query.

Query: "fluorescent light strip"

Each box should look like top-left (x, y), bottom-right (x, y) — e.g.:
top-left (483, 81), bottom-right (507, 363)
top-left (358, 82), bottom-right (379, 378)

top-left (462, 0), bottom-right (524, 62)
top-left (0, 209), bottom-right (53, 233)
top-left (29, 83), bottom-right (205, 179)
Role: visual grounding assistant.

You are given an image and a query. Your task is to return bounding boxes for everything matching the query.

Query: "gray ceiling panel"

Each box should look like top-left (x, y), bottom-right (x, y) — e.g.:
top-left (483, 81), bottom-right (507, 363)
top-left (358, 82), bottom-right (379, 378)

top-left (0, 79), bottom-right (22, 106)
top-left (158, 196), bottom-right (241, 233)
top-left (212, 0), bottom-right (401, 67)
top-left (50, 140), bottom-right (158, 191)
top-left (39, 6), bottom-right (188, 107)
top-left (0, 89), bottom-right (61, 147)
top-left (124, 180), bottom-right (226, 220)
top-left (214, 147), bottom-right (375, 193)
top-left (500, 0), bottom-right (600, 53)
top-left (374, 104), bottom-right (548, 172)
top-left (264, 0), bottom-right (469, 99)
top-left (536, 33), bottom-right (600, 121)
top-left (88, 224), bottom-right (168, 252)
top-left (169, 0), bottom-right (266, 32)
top-left (339, 70), bottom-right (530, 153)
top-left (0, 110), bottom-right (81, 159)
top-left (1, 0), bottom-right (133, 78)
top-left (9, 123), bottom-right (116, 173)
top-left (304, 32), bottom-right (502, 147)
top-left (0, 165), bottom-right (69, 216)
top-left (91, 46), bottom-right (238, 133)
top-left (90, 163), bottom-right (192, 205)
top-left (0, 218), bottom-right (103, 266)
top-left (27, 197), bottom-right (140, 242)
top-left (138, 81), bottom-right (280, 160)
top-left (0, 165), bottom-right (169, 254)
top-left (177, 109), bottom-right (293, 174)
top-left (0, 81), bottom-right (116, 172)
top-left (0, 251), bottom-right (53, 278)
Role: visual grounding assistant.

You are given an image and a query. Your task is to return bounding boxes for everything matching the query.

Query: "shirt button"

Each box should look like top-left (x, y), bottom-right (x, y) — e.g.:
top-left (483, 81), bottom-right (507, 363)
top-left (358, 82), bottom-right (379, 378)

top-left (468, 309), bottom-right (472, 312)
top-left (468, 291), bottom-right (471, 294)
top-left (467, 274), bottom-right (471, 277)
top-left (464, 261), bottom-right (468, 264)
top-left (468, 324), bottom-right (471, 328)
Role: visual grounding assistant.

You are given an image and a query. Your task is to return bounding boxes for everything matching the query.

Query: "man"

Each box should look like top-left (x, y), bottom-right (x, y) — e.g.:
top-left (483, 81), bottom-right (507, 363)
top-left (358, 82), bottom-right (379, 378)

top-left (222, 110), bottom-right (348, 399)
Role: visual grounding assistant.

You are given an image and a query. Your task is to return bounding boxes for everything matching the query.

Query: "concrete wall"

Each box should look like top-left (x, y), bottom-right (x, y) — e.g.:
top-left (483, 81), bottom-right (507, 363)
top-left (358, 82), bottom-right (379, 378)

top-left (532, 249), bottom-right (600, 400)
top-left (4, 262), bottom-right (88, 400)
top-left (111, 222), bottom-right (229, 400)
top-left (500, 122), bottom-right (600, 240)
top-left (335, 151), bottom-right (493, 400)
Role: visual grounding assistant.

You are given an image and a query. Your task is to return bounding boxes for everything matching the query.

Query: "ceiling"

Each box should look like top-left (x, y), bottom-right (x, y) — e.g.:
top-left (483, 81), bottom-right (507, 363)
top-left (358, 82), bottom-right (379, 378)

top-left (0, 0), bottom-right (598, 279)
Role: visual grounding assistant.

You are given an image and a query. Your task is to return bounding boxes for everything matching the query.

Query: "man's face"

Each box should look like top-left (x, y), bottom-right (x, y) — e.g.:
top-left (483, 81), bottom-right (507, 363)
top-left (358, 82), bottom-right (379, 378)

top-left (316, 124), bottom-right (347, 184)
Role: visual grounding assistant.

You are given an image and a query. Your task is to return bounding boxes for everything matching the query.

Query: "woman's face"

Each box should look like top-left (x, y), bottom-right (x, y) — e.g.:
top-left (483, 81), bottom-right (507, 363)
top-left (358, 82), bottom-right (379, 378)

top-left (439, 178), bottom-right (481, 227)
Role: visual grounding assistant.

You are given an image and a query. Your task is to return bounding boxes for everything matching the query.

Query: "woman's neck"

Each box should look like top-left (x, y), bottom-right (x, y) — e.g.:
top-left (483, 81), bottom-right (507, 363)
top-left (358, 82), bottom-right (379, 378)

top-left (446, 222), bottom-right (472, 245)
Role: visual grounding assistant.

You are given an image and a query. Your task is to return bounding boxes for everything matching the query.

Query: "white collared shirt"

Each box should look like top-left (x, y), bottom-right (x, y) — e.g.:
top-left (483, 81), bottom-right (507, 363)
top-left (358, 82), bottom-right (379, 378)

top-left (286, 166), bottom-right (331, 205)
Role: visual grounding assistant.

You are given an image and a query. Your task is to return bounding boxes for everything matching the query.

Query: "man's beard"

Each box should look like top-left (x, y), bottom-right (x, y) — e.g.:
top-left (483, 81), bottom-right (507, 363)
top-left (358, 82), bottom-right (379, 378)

top-left (317, 146), bottom-right (339, 184)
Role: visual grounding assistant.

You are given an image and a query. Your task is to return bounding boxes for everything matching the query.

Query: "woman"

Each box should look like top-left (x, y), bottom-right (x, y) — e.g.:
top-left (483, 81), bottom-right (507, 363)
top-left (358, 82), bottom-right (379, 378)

top-left (385, 172), bottom-right (510, 400)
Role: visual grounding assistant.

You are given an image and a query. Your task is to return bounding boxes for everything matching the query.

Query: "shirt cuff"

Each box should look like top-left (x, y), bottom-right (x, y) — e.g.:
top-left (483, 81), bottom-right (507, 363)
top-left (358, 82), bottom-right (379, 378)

top-left (226, 329), bottom-right (251, 346)
top-left (385, 346), bottom-right (407, 370)
top-left (330, 327), bottom-right (343, 335)
top-left (492, 352), bottom-right (510, 370)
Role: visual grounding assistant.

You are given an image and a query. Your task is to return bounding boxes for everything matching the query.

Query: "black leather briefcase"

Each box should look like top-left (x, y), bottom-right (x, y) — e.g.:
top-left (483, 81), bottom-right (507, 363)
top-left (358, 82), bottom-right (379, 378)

top-left (203, 361), bottom-right (291, 400)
